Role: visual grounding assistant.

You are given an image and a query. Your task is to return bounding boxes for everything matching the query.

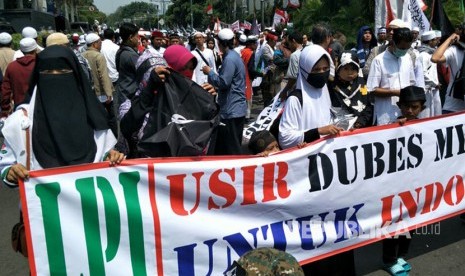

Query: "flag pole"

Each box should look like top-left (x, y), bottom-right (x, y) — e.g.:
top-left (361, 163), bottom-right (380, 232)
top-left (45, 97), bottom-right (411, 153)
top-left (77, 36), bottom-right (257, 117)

top-left (429, 0), bottom-right (435, 26)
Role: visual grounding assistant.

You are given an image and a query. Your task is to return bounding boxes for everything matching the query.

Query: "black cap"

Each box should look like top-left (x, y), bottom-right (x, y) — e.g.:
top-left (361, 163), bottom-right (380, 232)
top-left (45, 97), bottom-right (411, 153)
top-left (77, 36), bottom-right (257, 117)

top-left (399, 86), bottom-right (426, 103)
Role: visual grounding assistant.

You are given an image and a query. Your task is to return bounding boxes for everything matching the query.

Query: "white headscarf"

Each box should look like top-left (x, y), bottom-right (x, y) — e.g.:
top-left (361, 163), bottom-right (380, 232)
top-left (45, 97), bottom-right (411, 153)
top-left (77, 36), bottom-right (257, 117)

top-left (279, 45), bottom-right (332, 149)
top-left (296, 44), bottom-right (332, 129)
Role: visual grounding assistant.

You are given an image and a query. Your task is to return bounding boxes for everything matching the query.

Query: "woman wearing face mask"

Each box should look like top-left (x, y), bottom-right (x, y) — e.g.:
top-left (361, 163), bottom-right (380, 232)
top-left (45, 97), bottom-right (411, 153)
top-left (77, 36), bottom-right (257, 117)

top-left (278, 44), bottom-right (344, 149)
top-left (120, 45), bottom-right (216, 157)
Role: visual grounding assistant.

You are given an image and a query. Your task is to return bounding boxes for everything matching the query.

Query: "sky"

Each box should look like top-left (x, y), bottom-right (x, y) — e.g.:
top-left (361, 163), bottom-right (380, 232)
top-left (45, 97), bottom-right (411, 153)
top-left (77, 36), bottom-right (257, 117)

top-left (94, 0), bottom-right (152, 15)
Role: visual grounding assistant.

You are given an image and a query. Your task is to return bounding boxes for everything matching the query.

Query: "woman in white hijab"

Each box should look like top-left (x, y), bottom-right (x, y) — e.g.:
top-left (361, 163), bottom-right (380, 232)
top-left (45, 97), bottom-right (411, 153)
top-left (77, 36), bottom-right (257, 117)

top-left (279, 44), bottom-right (343, 149)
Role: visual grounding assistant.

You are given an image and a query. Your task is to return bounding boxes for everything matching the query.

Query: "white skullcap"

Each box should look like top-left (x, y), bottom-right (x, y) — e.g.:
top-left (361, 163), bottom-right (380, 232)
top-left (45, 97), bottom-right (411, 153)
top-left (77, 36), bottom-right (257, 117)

top-left (421, 31), bottom-right (436, 42)
top-left (79, 34), bottom-right (86, 45)
top-left (412, 27), bottom-right (420, 32)
top-left (388, 19), bottom-right (407, 29)
top-left (239, 34), bottom-right (247, 43)
top-left (22, 26), bottom-right (38, 38)
top-left (20, 37), bottom-right (38, 53)
top-left (218, 28), bottom-right (235, 41)
top-left (435, 30), bottom-right (442, 38)
top-left (193, 31), bottom-right (206, 38)
top-left (85, 33), bottom-right (100, 44)
top-left (0, 32), bottom-right (12, 44)
top-left (246, 35), bottom-right (258, 42)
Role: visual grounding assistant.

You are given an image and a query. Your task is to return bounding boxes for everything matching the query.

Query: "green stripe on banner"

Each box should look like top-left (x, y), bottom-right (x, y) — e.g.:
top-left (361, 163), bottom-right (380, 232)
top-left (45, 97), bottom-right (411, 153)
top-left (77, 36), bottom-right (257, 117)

top-left (35, 183), bottom-right (67, 276)
top-left (97, 177), bottom-right (121, 262)
top-left (119, 172), bottom-right (147, 276)
top-left (76, 178), bottom-right (105, 275)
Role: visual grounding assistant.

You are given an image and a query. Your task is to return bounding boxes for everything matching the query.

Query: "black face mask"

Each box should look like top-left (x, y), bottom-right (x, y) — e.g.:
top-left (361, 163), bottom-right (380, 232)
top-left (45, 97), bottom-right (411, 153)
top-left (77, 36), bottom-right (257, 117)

top-left (302, 68), bottom-right (330, 88)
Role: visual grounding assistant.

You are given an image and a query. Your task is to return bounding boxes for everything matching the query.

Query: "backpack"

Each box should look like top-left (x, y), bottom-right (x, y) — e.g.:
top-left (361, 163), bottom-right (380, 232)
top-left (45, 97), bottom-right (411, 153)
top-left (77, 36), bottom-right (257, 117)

top-left (268, 89), bottom-right (303, 145)
top-left (137, 69), bottom-right (220, 157)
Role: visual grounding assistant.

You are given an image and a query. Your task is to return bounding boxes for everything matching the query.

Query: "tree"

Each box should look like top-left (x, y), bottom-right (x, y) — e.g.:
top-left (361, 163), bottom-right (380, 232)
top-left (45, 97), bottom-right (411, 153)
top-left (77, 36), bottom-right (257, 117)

top-left (106, 1), bottom-right (158, 30)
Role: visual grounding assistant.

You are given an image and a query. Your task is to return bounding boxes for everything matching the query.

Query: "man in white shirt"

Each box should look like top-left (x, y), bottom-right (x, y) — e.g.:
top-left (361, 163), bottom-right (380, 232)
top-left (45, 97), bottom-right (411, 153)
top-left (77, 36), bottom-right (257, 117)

top-left (191, 31), bottom-right (216, 85)
top-left (431, 25), bottom-right (465, 114)
top-left (100, 29), bottom-right (120, 86)
top-left (367, 27), bottom-right (425, 125)
top-left (418, 31), bottom-right (441, 117)
top-left (148, 31), bottom-right (165, 56)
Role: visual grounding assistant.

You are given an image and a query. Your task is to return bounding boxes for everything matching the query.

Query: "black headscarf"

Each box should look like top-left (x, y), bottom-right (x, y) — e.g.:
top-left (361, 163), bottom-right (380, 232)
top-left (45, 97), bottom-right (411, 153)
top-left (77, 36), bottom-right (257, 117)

top-left (28, 45), bottom-right (110, 168)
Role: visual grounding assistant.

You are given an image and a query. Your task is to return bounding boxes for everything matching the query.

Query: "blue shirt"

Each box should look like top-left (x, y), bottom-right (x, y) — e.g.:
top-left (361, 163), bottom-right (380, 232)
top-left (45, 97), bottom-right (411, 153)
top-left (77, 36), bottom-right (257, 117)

top-left (208, 49), bottom-right (247, 119)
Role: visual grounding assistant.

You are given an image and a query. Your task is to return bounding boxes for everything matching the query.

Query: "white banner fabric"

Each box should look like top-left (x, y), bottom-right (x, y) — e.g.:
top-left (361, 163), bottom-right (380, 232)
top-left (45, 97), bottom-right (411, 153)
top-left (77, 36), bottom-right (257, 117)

top-left (21, 112), bottom-right (465, 275)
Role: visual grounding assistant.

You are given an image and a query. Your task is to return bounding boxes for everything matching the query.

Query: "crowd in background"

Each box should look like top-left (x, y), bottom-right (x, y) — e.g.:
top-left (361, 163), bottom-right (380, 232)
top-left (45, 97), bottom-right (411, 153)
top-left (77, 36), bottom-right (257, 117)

top-left (1, 17), bottom-right (465, 275)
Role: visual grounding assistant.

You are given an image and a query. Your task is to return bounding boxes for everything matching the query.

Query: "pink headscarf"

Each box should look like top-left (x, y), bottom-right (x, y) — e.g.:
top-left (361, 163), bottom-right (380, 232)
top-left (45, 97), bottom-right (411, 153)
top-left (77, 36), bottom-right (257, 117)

top-left (163, 45), bottom-right (198, 78)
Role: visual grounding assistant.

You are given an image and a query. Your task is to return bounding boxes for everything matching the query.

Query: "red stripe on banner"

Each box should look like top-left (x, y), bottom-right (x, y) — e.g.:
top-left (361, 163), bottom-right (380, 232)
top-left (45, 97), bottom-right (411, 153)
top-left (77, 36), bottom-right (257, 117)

top-left (19, 179), bottom-right (37, 276)
top-left (149, 163), bottom-right (164, 275)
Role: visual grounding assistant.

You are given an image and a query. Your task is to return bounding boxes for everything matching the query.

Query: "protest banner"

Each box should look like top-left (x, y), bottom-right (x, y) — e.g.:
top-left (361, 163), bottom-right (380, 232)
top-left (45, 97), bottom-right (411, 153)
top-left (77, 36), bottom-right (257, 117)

top-left (21, 112), bottom-right (465, 275)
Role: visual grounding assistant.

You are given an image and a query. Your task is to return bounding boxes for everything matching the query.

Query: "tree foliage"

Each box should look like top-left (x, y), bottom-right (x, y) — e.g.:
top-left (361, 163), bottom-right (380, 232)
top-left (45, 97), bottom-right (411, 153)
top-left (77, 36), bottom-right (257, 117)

top-left (106, 1), bottom-right (158, 29)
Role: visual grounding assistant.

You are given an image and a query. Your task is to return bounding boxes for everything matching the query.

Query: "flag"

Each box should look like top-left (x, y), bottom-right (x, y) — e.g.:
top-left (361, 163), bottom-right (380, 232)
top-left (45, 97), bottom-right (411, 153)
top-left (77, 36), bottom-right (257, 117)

top-left (241, 21), bottom-right (252, 30)
top-left (375, 0), bottom-right (404, 30)
top-left (214, 17), bottom-right (222, 34)
top-left (251, 18), bottom-right (260, 35)
top-left (288, 0), bottom-right (300, 8)
top-left (402, 0), bottom-right (430, 34)
top-left (230, 20), bottom-right (240, 32)
top-left (430, 0), bottom-right (454, 37)
top-left (272, 8), bottom-right (288, 28)
top-left (418, 0), bottom-right (427, 11)
top-left (206, 4), bottom-right (213, 15)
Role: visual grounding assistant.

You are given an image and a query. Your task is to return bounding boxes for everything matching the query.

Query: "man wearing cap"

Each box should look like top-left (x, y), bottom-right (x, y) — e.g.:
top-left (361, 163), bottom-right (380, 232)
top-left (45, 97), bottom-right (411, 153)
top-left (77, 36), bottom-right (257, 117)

top-left (234, 33), bottom-right (247, 54)
top-left (417, 30), bottom-right (442, 117)
top-left (241, 35), bottom-right (261, 121)
top-left (363, 19), bottom-right (423, 83)
top-left (259, 31), bottom-right (279, 107)
top-left (377, 27), bottom-right (387, 46)
top-left (191, 31), bottom-right (216, 85)
top-left (411, 27), bottom-right (421, 49)
top-left (0, 32), bottom-right (15, 76)
top-left (169, 32), bottom-right (182, 46)
top-left (148, 31), bottom-right (166, 56)
top-left (1, 38), bottom-right (37, 118)
top-left (201, 28), bottom-right (247, 155)
top-left (82, 33), bottom-right (116, 135)
top-left (13, 26), bottom-right (43, 60)
top-left (367, 27), bottom-right (425, 126)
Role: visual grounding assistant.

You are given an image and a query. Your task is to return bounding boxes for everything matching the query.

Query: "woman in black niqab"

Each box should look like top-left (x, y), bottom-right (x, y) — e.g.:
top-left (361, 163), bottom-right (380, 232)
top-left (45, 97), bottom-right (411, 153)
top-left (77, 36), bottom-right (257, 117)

top-left (28, 45), bottom-right (110, 168)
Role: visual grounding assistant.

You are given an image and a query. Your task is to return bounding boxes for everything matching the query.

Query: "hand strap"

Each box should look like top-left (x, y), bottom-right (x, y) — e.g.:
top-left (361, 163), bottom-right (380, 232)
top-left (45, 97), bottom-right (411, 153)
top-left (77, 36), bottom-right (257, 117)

top-left (20, 108), bottom-right (30, 171)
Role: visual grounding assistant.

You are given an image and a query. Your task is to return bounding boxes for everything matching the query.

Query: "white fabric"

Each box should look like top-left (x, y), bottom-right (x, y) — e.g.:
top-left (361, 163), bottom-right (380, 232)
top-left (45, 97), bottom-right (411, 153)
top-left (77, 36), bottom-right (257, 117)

top-left (442, 46), bottom-right (465, 112)
top-left (148, 46), bottom-right (165, 57)
top-left (191, 47), bottom-right (216, 85)
top-left (13, 45), bottom-right (43, 60)
top-left (234, 45), bottom-right (245, 55)
top-left (100, 39), bottom-right (120, 83)
top-left (19, 37), bottom-right (37, 53)
top-left (279, 45), bottom-right (332, 149)
top-left (418, 51), bottom-right (441, 117)
top-left (367, 50), bottom-right (419, 125)
top-left (0, 32), bottom-right (12, 44)
top-left (0, 88), bottom-right (117, 187)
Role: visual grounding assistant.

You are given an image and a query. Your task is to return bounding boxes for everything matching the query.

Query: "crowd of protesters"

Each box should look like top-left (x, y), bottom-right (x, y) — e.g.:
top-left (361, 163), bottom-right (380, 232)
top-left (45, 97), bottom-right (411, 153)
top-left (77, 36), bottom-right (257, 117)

top-left (1, 17), bottom-right (465, 275)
